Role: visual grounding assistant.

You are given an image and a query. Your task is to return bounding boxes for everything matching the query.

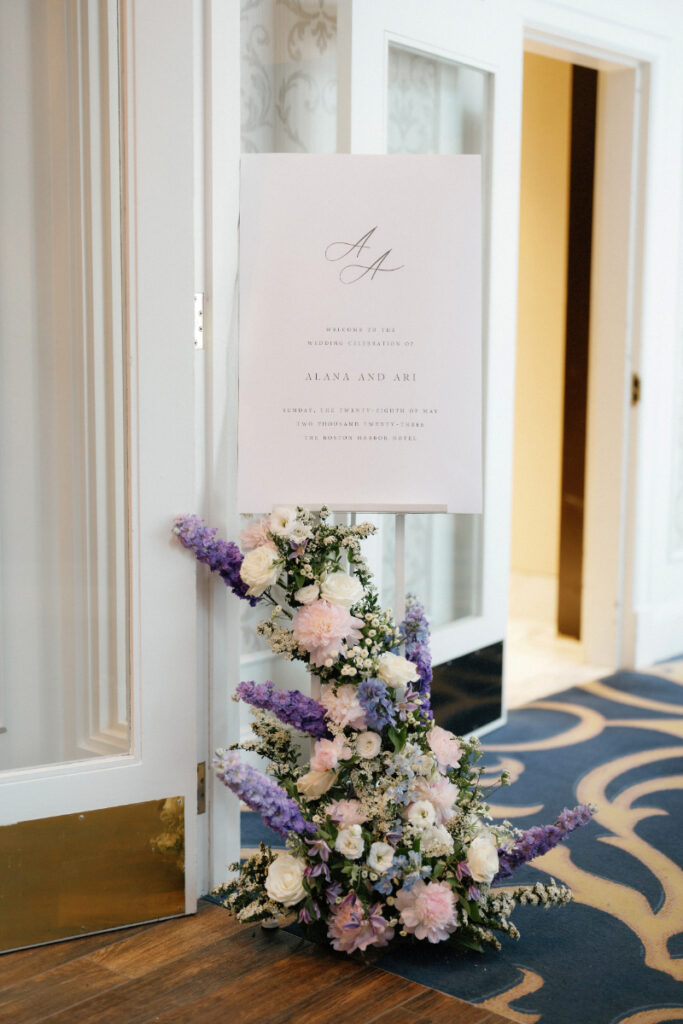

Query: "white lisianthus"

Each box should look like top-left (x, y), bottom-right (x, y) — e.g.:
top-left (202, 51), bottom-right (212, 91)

top-left (264, 853), bottom-right (306, 907)
top-left (419, 824), bottom-right (455, 858)
top-left (356, 731), bottom-right (382, 759)
top-left (376, 652), bottom-right (420, 688)
top-left (404, 800), bottom-right (437, 830)
top-left (320, 571), bottom-right (365, 609)
top-left (270, 506), bottom-right (299, 537)
top-left (296, 769), bottom-right (338, 800)
top-left (334, 824), bottom-right (365, 860)
top-left (466, 830), bottom-right (500, 884)
top-left (367, 841), bottom-right (395, 874)
top-left (239, 545), bottom-right (280, 597)
top-left (294, 584), bottom-right (319, 605)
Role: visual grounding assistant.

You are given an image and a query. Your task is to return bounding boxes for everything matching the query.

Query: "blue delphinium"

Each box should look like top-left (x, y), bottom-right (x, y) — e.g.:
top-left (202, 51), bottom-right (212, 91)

top-left (357, 677), bottom-right (397, 731)
top-left (399, 594), bottom-right (433, 698)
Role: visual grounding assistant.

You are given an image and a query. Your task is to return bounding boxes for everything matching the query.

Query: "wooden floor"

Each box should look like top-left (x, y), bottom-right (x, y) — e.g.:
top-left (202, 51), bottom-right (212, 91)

top-left (0, 901), bottom-right (513, 1024)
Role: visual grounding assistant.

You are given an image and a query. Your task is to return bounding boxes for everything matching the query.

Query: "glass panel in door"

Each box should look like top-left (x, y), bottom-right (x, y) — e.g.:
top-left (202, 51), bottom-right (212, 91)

top-left (0, 0), bottom-right (129, 772)
top-left (384, 44), bottom-right (500, 734)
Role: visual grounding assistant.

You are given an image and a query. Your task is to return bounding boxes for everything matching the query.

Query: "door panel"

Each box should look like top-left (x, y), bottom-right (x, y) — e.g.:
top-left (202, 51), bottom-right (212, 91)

top-left (338, 0), bottom-right (524, 732)
top-left (0, 0), bottom-right (198, 950)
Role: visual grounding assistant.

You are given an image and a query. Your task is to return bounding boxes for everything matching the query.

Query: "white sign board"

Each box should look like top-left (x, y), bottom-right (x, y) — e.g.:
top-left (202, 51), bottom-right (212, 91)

top-left (238, 154), bottom-right (481, 513)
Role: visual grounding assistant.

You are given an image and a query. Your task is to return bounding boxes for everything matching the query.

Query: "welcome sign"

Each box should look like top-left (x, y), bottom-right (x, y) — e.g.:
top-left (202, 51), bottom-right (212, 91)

top-left (238, 154), bottom-right (482, 513)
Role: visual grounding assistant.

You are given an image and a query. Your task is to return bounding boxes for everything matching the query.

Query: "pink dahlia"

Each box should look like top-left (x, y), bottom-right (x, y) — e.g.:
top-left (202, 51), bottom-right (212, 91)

top-left (395, 879), bottom-right (457, 943)
top-left (327, 893), bottom-right (395, 954)
top-left (239, 517), bottom-right (276, 551)
top-left (328, 798), bottom-right (368, 827)
top-left (410, 775), bottom-right (459, 826)
top-left (292, 600), bottom-right (364, 668)
top-left (320, 683), bottom-right (367, 730)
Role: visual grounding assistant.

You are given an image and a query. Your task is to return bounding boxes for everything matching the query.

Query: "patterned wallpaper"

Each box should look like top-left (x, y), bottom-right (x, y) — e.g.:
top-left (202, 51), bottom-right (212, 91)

top-left (240, 0), bottom-right (337, 155)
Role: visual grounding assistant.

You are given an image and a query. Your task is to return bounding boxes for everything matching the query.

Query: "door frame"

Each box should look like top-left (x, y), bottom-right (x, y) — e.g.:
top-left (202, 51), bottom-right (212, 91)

top-left (520, 0), bottom-right (676, 671)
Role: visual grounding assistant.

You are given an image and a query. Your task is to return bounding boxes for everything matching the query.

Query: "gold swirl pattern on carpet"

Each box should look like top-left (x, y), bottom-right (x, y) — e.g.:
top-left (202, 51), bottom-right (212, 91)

top-left (477, 670), bottom-right (683, 1020)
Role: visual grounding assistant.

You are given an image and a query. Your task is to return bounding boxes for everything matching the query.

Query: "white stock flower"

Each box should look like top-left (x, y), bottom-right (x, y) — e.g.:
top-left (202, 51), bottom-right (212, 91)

top-left (466, 830), bottom-right (500, 884)
top-left (296, 769), bottom-right (338, 800)
top-left (320, 571), bottom-right (365, 609)
top-left (356, 731), bottom-right (382, 758)
top-left (367, 841), bottom-right (395, 874)
top-left (376, 652), bottom-right (420, 688)
top-left (404, 800), bottom-right (437, 830)
top-left (264, 853), bottom-right (306, 907)
top-left (270, 506), bottom-right (299, 537)
top-left (239, 545), bottom-right (280, 597)
top-left (419, 825), bottom-right (455, 858)
top-left (334, 824), bottom-right (365, 860)
top-left (294, 584), bottom-right (319, 605)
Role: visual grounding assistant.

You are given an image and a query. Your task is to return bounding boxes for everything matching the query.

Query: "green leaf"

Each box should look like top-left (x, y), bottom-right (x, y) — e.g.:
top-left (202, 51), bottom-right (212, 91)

top-left (455, 935), bottom-right (484, 953)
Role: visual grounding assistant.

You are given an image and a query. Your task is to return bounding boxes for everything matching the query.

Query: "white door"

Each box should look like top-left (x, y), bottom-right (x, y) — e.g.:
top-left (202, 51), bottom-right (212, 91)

top-left (337, 0), bottom-right (523, 734)
top-left (0, 0), bottom-right (198, 950)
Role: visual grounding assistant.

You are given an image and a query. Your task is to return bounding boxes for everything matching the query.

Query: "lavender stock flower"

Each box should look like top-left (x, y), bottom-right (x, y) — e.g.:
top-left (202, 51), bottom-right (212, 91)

top-left (173, 515), bottom-right (258, 606)
top-left (214, 750), bottom-right (315, 838)
top-left (495, 803), bottom-right (597, 880)
top-left (236, 680), bottom-right (329, 738)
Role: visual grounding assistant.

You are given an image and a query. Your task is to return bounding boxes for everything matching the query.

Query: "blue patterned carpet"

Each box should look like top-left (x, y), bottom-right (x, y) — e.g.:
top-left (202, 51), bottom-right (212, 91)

top-left (240, 668), bottom-right (683, 1024)
top-left (376, 668), bottom-right (683, 1024)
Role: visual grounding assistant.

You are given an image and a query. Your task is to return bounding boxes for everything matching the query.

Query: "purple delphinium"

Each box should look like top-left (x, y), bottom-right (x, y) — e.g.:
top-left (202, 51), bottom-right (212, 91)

top-left (495, 803), bottom-right (596, 880)
top-left (236, 680), bottom-right (329, 739)
top-left (173, 515), bottom-right (258, 606)
top-left (399, 595), bottom-right (433, 699)
top-left (357, 677), bottom-right (397, 731)
top-left (214, 750), bottom-right (315, 838)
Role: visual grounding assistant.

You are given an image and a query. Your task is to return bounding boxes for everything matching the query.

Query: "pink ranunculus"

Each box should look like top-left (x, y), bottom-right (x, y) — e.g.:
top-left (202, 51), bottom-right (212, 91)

top-left (410, 775), bottom-right (459, 826)
top-left (327, 798), bottom-right (368, 827)
top-left (292, 600), bottom-right (364, 668)
top-left (426, 726), bottom-right (462, 772)
top-left (239, 517), bottom-right (276, 551)
top-left (327, 893), bottom-right (394, 954)
top-left (320, 683), bottom-right (367, 731)
top-left (395, 879), bottom-right (458, 943)
top-left (310, 734), bottom-right (352, 773)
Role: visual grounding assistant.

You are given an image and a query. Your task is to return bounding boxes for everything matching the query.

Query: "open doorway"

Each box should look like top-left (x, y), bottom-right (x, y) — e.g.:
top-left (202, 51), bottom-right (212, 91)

top-left (506, 48), bottom-right (639, 707)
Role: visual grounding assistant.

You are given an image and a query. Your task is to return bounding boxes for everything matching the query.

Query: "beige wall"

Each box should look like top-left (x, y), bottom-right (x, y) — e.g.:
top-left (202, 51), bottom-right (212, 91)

top-left (510, 52), bottom-right (572, 579)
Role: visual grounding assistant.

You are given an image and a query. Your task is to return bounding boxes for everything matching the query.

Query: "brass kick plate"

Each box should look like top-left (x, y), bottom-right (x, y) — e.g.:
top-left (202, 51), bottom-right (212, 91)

top-left (0, 798), bottom-right (185, 952)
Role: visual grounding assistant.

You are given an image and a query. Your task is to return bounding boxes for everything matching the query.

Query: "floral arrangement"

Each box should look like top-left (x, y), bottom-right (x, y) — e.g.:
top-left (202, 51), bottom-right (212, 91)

top-left (174, 506), bottom-right (595, 955)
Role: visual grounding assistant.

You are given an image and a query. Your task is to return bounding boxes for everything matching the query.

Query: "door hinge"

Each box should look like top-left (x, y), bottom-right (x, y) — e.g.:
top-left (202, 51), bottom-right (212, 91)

top-left (194, 292), bottom-right (204, 350)
top-left (631, 372), bottom-right (641, 406)
top-left (197, 761), bottom-right (206, 814)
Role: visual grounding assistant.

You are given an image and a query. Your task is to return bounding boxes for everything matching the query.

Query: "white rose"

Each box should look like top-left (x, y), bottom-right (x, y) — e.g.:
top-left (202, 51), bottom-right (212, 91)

top-left (334, 824), bottom-right (365, 860)
top-left (419, 825), bottom-right (455, 858)
top-left (239, 545), bottom-right (280, 597)
top-left (294, 584), bottom-right (319, 605)
top-left (377, 652), bottom-right (420, 688)
top-left (466, 831), bottom-right (499, 884)
top-left (320, 571), bottom-right (365, 609)
top-left (269, 506), bottom-right (299, 537)
top-left (404, 800), bottom-right (436, 830)
top-left (290, 521), bottom-right (313, 544)
top-left (367, 841), bottom-right (395, 874)
top-left (296, 769), bottom-right (338, 800)
top-left (264, 853), bottom-right (306, 907)
top-left (356, 731), bottom-right (382, 759)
